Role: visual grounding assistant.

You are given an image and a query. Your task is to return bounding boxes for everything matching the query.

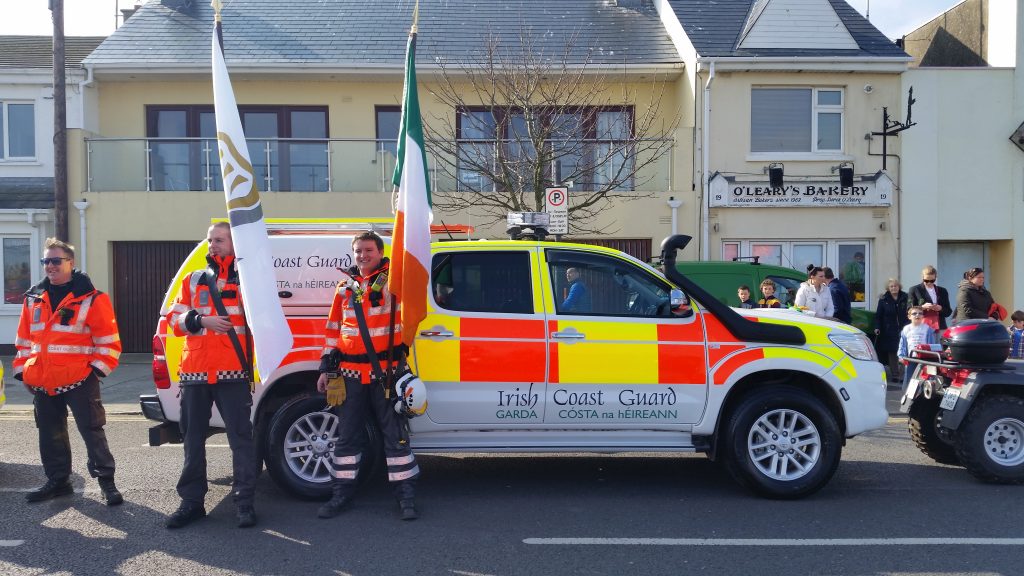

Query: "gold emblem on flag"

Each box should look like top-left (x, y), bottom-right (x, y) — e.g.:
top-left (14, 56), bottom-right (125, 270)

top-left (218, 131), bottom-right (260, 210)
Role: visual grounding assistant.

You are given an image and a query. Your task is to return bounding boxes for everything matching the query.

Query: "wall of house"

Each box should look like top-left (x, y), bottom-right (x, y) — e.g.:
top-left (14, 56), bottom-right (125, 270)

top-left (73, 73), bottom-right (689, 293)
top-left (901, 66), bottom-right (1023, 313)
top-left (698, 70), bottom-right (903, 306)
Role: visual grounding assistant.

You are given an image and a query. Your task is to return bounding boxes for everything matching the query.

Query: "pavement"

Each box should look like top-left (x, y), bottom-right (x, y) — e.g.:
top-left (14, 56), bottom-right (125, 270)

top-left (1, 353), bottom-right (909, 416)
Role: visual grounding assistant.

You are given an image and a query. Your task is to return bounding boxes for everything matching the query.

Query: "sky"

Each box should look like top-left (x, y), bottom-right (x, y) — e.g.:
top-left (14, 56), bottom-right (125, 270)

top-left (0, 0), bottom-right (965, 40)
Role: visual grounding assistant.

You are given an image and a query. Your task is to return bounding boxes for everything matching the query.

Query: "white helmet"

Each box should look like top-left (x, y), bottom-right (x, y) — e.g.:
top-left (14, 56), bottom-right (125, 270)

top-left (393, 372), bottom-right (428, 417)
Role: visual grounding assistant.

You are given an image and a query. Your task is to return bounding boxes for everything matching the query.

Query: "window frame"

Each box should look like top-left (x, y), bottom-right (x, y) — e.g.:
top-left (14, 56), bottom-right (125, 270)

top-left (749, 87), bottom-right (846, 158)
top-left (1, 235), bottom-right (33, 308)
top-left (454, 106), bottom-right (635, 193)
top-left (0, 100), bottom-right (37, 161)
top-left (430, 250), bottom-right (535, 315)
top-left (546, 248), bottom-right (678, 318)
top-left (144, 104), bottom-right (330, 192)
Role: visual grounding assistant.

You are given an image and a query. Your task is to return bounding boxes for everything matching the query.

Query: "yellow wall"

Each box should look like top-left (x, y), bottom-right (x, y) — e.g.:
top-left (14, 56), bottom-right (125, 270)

top-left (79, 73), bottom-right (688, 292)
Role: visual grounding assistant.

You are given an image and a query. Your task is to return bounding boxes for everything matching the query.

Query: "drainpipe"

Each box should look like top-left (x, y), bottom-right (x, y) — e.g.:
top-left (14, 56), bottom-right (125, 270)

top-left (73, 199), bottom-right (89, 273)
top-left (701, 60), bottom-right (716, 260)
top-left (78, 63), bottom-right (95, 131)
top-left (667, 196), bottom-right (683, 235)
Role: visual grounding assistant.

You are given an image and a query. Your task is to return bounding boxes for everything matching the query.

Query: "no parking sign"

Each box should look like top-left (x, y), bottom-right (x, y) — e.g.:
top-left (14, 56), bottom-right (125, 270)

top-left (545, 187), bottom-right (568, 234)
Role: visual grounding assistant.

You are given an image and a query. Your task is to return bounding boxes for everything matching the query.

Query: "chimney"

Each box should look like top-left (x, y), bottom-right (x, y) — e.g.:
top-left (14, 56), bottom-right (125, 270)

top-left (120, 4), bottom-right (141, 23)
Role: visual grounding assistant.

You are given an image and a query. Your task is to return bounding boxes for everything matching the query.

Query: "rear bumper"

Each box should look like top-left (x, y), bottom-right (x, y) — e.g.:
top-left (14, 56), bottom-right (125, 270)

top-left (140, 393), bottom-right (182, 446)
top-left (140, 393), bottom-right (166, 422)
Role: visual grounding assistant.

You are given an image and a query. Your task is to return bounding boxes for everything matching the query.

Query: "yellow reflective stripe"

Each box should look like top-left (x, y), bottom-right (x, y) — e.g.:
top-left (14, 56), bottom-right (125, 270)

top-left (762, 347), bottom-right (835, 370)
top-left (94, 347), bottom-right (121, 359)
top-left (93, 334), bottom-right (120, 345)
top-left (91, 360), bottom-right (113, 376)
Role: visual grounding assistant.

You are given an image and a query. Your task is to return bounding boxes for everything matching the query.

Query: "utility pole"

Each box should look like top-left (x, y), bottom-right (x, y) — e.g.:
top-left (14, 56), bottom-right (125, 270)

top-left (51, 0), bottom-right (69, 242)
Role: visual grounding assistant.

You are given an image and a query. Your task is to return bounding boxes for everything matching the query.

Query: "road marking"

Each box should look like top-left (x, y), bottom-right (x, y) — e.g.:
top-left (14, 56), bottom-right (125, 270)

top-left (0, 540), bottom-right (24, 547)
top-left (263, 530), bottom-right (310, 546)
top-left (523, 538), bottom-right (1024, 546)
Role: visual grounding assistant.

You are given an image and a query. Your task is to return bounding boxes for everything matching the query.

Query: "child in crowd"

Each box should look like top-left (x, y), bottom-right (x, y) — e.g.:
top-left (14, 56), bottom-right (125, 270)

top-left (758, 279), bottom-right (782, 308)
top-left (898, 306), bottom-right (940, 392)
top-left (1010, 310), bottom-right (1024, 360)
top-left (737, 285), bottom-right (755, 309)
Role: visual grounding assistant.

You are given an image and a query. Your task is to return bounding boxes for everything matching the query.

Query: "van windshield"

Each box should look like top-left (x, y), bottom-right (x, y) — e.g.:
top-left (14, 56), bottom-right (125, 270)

top-left (767, 275), bottom-right (802, 307)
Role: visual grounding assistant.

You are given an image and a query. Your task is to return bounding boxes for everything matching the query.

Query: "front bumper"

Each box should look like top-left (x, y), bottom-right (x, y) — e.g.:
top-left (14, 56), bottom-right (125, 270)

top-left (833, 359), bottom-right (889, 436)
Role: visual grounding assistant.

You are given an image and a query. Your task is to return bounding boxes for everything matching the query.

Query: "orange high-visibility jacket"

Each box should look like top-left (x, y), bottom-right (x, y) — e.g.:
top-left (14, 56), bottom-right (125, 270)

top-left (13, 272), bottom-right (121, 395)
top-left (167, 255), bottom-right (250, 385)
top-left (322, 259), bottom-right (402, 384)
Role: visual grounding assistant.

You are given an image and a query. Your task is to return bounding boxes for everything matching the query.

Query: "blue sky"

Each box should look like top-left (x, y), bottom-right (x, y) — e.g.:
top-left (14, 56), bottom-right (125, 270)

top-left (4, 0), bottom-right (964, 40)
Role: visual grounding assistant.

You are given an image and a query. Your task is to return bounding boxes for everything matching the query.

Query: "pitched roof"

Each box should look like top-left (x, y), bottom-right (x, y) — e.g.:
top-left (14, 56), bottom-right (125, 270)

top-left (84, 0), bottom-right (681, 69)
top-left (668, 0), bottom-right (908, 58)
top-left (0, 36), bottom-right (106, 69)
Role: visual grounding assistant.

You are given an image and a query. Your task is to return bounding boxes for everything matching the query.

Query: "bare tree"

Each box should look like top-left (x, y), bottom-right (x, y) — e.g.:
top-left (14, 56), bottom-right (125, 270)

top-left (423, 27), bottom-right (678, 234)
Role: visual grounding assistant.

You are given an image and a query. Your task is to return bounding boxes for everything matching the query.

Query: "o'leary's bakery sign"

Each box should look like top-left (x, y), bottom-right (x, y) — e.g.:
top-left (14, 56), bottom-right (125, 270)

top-left (709, 171), bottom-right (893, 208)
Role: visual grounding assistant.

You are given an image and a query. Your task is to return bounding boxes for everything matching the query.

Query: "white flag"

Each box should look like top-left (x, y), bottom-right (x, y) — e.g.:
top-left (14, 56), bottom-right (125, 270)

top-left (211, 21), bottom-right (292, 379)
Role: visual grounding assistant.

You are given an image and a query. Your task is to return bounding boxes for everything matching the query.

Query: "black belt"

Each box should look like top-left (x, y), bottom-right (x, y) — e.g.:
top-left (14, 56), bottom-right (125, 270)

top-left (340, 344), bottom-right (408, 365)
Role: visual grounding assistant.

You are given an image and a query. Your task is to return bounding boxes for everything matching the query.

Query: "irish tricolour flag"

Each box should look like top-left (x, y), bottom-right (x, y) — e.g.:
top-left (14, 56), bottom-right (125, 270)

top-left (389, 29), bottom-right (432, 347)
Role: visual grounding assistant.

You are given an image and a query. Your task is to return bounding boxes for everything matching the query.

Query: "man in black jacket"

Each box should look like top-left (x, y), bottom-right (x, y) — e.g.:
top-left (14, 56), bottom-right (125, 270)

top-left (908, 265), bottom-right (952, 331)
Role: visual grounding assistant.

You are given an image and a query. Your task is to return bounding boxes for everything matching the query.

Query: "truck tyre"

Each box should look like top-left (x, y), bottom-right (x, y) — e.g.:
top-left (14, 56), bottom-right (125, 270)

top-left (955, 394), bottom-right (1024, 484)
top-left (908, 398), bottom-right (959, 465)
top-left (722, 386), bottom-right (842, 499)
top-left (266, 395), bottom-right (383, 500)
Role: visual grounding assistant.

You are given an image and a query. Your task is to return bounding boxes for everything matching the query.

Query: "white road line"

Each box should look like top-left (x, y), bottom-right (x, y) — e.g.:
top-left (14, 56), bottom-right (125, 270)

top-left (523, 538), bottom-right (1024, 546)
top-left (0, 487), bottom-right (96, 494)
top-left (262, 530), bottom-right (310, 546)
top-left (0, 540), bottom-right (24, 547)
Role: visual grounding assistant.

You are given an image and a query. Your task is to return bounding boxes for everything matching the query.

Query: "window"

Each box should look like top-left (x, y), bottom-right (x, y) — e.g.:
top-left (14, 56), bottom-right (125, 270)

top-left (547, 249), bottom-right (677, 318)
top-left (1, 101), bottom-right (36, 160)
top-left (455, 107), bottom-right (633, 193)
top-left (723, 239), bottom-right (870, 306)
top-left (3, 237), bottom-right (30, 304)
top-left (431, 251), bottom-right (533, 314)
top-left (751, 88), bottom-right (843, 153)
top-left (765, 275), bottom-right (801, 308)
top-left (146, 105), bottom-right (328, 191)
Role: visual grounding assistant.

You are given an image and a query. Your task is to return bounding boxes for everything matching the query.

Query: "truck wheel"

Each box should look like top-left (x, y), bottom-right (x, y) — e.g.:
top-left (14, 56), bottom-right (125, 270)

top-left (955, 394), bottom-right (1024, 484)
top-left (723, 386), bottom-right (842, 499)
top-left (265, 395), bottom-right (383, 500)
top-left (908, 398), bottom-right (960, 465)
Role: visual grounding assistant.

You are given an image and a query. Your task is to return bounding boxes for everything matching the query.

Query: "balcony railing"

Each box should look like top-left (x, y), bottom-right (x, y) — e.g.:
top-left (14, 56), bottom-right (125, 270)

top-left (85, 137), bottom-right (673, 193)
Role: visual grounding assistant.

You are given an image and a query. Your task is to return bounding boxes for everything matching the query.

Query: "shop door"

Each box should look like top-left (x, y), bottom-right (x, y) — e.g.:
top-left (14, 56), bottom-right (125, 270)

top-left (112, 241), bottom-right (196, 352)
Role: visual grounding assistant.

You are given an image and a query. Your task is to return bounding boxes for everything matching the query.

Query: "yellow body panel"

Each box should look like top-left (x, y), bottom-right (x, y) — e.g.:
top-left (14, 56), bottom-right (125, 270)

top-left (555, 321), bottom-right (659, 384)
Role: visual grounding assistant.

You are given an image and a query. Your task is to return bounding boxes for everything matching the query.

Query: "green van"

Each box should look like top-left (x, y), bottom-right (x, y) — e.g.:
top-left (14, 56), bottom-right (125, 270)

top-left (675, 261), bottom-right (874, 334)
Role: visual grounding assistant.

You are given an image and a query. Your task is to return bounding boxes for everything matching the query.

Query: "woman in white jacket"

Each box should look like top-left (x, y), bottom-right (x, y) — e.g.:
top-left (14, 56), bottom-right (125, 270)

top-left (795, 266), bottom-right (834, 319)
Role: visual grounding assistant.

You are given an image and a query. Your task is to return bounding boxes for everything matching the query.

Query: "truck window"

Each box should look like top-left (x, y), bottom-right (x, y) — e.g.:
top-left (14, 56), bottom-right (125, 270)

top-left (766, 275), bottom-right (802, 307)
top-left (547, 250), bottom-right (678, 318)
top-left (431, 251), bottom-right (533, 314)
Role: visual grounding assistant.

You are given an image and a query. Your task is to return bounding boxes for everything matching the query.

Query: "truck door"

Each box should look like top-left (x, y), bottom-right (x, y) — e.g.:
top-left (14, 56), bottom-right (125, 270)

top-left (543, 249), bottom-right (708, 425)
top-left (411, 248), bottom-right (547, 425)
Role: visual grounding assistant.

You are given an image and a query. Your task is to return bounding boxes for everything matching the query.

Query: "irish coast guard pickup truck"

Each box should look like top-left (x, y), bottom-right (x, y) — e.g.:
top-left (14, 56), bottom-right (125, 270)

top-left (142, 220), bottom-right (887, 499)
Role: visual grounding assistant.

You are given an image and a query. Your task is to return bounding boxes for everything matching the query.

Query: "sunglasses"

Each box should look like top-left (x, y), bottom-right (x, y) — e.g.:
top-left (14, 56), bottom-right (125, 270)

top-left (922, 279), bottom-right (935, 284)
top-left (40, 257), bottom-right (69, 266)
top-left (909, 312), bottom-right (924, 317)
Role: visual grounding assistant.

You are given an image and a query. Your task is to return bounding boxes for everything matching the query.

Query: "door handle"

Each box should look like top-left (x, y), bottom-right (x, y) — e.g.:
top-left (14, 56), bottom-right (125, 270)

top-left (552, 331), bottom-right (586, 339)
top-left (419, 329), bottom-right (454, 338)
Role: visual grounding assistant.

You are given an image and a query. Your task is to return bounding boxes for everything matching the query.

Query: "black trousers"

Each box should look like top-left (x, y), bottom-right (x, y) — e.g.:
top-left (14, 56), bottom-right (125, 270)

top-left (176, 380), bottom-right (257, 507)
top-left (33, 373), bottom-right (116, 481)
top-left (331, 376), bottom-right (418, 500)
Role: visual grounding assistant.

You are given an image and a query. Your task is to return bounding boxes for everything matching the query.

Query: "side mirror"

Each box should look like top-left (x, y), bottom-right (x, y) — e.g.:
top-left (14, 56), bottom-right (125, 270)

top-left (670, 289), bottom-right (685, 309)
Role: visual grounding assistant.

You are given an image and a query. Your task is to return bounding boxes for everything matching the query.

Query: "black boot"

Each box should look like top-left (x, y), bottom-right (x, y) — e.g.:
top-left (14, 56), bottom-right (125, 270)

top-left (317, 481), bottom-right (352, 519)
top-left (25, 478), bottom-right (73, 503)
top-left (396, 480), bottom-right (418, 521)
top-left (98, 477), bottom-right (123, 506)
top-left (165, 501), bottom-right (206, 529)
top-left (237, 504), bottom-right (257, 528)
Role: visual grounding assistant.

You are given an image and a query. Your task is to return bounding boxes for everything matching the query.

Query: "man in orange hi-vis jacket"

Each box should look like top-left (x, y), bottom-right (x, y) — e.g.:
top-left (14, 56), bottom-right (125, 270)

top-left (14, 237), bottom-right (123, 506)
top-left (316, 231), bottom-right (420, 521)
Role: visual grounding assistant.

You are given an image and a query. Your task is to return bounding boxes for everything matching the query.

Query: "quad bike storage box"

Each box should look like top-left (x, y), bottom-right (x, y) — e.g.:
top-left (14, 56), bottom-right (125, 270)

top-left (940, 319), bottom-right (1010, 364)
